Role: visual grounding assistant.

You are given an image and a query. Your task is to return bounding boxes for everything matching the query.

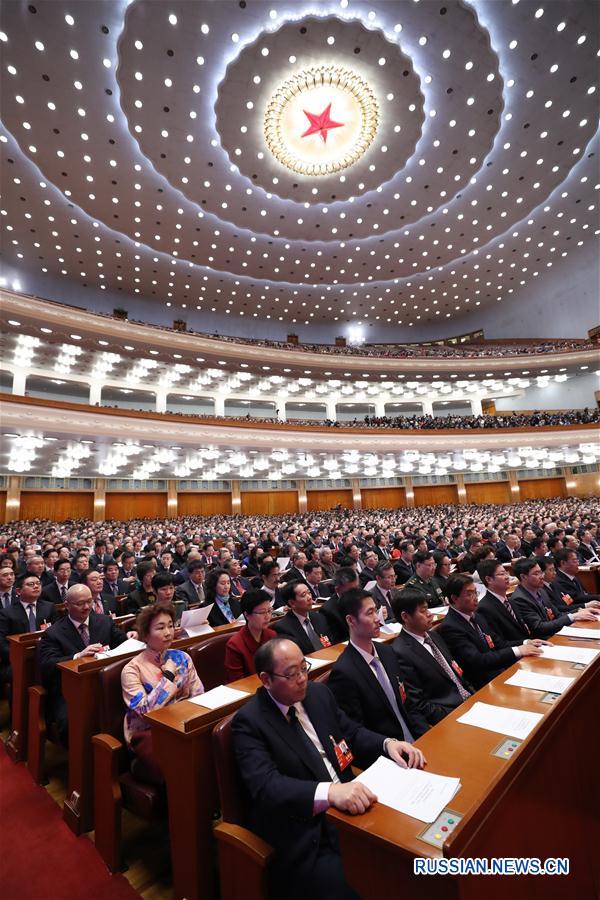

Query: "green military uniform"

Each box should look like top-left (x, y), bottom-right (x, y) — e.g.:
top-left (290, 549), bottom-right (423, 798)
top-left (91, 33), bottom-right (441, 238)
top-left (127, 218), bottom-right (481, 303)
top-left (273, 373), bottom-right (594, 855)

top-left (404, 573), bottom-right (445, 608)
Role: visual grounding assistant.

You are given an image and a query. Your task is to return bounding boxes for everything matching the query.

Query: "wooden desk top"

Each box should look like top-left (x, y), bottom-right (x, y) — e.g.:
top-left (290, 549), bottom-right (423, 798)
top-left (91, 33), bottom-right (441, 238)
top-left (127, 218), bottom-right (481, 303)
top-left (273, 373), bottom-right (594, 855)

top-left (328, 619), bottom-right (600, 860)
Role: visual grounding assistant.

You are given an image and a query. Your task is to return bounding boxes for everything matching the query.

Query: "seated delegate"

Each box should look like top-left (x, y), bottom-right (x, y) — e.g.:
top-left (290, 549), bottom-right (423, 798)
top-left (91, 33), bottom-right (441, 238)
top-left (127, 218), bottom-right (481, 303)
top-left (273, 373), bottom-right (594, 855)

top-left (121, 602), bottom-right (203, 783)
top-left (224, 589), bottom-right (277, 683)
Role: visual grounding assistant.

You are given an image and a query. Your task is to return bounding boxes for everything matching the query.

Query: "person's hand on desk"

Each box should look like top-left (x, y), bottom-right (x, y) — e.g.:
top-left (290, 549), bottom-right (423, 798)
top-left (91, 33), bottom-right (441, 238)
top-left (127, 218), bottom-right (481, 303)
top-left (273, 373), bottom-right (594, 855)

top-left (571, 608), bottom-right (600, 622)
top-left (385, 739), bottom-right (426, 770)
top-left (584, 600), bottom-right (600, 609)
top-left (126, 629), bottom-right (138, 639)
top-left (74, 642), bottom-right (105, 659)
top-left (517, 643), bottom-right (543, 658)
top-left (328, 781), bottom-right (377, 815)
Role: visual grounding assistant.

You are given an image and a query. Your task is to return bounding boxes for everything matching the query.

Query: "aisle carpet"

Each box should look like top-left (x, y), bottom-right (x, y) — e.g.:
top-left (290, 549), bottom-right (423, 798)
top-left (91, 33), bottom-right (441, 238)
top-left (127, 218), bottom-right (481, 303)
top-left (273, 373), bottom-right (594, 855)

top-left (0, 745), bottom-right (140, 900)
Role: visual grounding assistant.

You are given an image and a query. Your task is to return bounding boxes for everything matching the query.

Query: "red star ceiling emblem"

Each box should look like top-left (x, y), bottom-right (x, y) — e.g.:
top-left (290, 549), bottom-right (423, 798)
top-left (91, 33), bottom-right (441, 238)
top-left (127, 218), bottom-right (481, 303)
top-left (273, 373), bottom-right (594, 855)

top-left (301, 103), bottom-right (344, 143)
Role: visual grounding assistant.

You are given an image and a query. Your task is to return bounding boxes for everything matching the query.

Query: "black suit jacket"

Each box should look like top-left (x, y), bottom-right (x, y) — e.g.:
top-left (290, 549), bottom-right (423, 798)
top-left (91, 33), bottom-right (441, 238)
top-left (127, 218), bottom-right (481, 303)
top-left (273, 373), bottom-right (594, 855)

top-left (368, 585), bottom-right (396, 622)
top-left (495, 544), bottom-right (521, 564)
top-left (475, 591), bottom-right (530, 643)
top-left (320, 594), bottom-right (349, 644)
top-left (392, 629), bottom-right (474, 725)
top-left (0, 599), bottom-right (59, 666)
top-left (41, 582), bottom-right (70, 605)
top-left (555, 570), bottom-right (600, 604)
top-left (328, 641), bottom-right (430, 740)
top-left (280, 566), bottom-right (308, 585)
top-left (206, 596), bottom-right (241, 627)
top-left (232, 683), bottom-right (386, 894)
top-left (39, 612), bottom-right (127, 711)
top-left (102, 578), bottom-right (132, 597)
top-left (393, 559), bottom-right (414, 585)
top-left (509, 585), bottom-right (572, 638)
top-left (358, 567), bottom-right (378, 588)
top-left (578, 544), bottom-right (600, 564)
top-left (273, 609), bottom-right (333, 655)
top-left (439, 606), bottom-right (518, 689)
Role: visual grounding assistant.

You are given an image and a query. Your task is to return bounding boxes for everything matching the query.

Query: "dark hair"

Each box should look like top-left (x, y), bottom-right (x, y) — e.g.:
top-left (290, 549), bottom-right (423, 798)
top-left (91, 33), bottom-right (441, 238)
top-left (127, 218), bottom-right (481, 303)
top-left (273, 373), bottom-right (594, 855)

top-left (136, 602), bottom-right (176, 641)
top-left (332, 566), bottom-right (359, 589)
top-left (240, 589), bottom-right (272, 618)
top-left (204, 567), bottom-right (230, 601)
top-left (79, 568), bottom-right (102, 585)
top-left (254, 636), bottom-right (292, 675)
top-left (0, 554), bottom-right (16, 570)
top-left (413, 550), bottom-right (432, 567)
top-left (399, 540), bottom-right (414, 554)
top-left (547, 536), bottom-right (562, 551)
top-left (391, 588), bottom-right (429, 620)
top-left (151, 572), bottom-right (175, 591)
top-left (339, 587), bottom-right (373, 620)
top-left (531, 536), bottom-right (547, 550)
top-left (537, 556), bottom-right (555, 574)
top-left (304, 560), bottom-right (322, 576)
top-left (375, 560), bottom-right (394, 578)
top-left (554, 548), bottom-right (578, 568)
top-left (187, 558), bottom-right (206, 574)
top-left (513, 557), bottom-right (543, 580)
top-left (477, 558), bottom-right (504, 586)
top-left (16, 572), bottom-right (40, 588)
top-left (279, 580), bottom-right (307, 606)
top-left (432, 552), bottom-right (450, 577)
top-left (104, 559), bottom-right (119, 570)
top-left (42, 548), bottom-right (57, 559)
top-left (260, 560), bottom-right (280, 578)
top-left (121, 550), bottom-right (136, 562)
top-left (446, 573), bottom-right (474, 603)
top-left (54, 558), bottom-right (71, 571)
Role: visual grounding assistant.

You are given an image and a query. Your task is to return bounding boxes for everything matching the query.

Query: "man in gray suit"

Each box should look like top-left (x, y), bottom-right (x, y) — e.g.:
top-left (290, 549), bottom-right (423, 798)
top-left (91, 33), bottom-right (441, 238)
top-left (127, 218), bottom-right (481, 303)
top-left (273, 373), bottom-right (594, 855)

top-left (175, 559), bottom-right (206, 607)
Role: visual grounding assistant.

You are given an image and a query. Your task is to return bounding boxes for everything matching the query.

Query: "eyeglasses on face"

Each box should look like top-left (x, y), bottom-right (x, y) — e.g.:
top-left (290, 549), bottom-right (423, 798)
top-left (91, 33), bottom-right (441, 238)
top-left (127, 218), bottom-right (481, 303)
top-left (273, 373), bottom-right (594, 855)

top-left (269, 660), bottom-right (312, 681)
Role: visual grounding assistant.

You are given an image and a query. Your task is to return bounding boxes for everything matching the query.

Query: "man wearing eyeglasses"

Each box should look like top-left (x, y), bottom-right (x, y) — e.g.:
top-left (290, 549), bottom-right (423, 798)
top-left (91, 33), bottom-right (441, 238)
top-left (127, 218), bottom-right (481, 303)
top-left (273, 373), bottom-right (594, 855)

top-left (232, 636), bottom-right (425, 900)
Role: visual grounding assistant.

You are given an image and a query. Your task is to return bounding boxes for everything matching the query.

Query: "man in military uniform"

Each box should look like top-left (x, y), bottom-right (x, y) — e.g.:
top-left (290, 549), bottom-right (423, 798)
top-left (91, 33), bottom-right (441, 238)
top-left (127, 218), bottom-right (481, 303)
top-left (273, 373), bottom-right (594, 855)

top-left (404, 551), bottom-right (446, 607)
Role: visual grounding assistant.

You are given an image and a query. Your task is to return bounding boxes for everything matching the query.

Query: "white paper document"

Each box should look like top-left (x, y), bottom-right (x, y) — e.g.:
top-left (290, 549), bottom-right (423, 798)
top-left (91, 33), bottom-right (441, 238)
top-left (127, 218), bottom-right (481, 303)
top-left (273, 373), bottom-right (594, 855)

top-left (380, 622), bottom-right (402, 635)
top-left (277, 557), bottom-right (290, 570)
top-left (539, 644), bottom-right (600, 665)
top-left (180, 604), bottom-right (214, 637)
top-left (456, 701), bottom-right (543, 740)
top-left (188, 684), bottom-right (250, 710)
top-left (305, 655), bottom-right (329, 670)
top-left (95, 637), bottom-right (145, 659)
top-left (504, 669), bottom-right (574, 695)
top-left (556, 626), bottom-right (600, 641)
top-left (356, 756), bottom-right (461, 824)
top-left (429, 606), bottom-right (449, 617)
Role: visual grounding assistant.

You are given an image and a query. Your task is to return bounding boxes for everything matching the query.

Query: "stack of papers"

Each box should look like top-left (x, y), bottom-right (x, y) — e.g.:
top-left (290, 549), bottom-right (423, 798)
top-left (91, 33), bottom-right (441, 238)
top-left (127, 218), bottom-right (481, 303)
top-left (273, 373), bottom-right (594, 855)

top-left (188, 684), bottom-right (250, 710)
top-left (356, 756), bottom-right (461, 824)
top-left (556, 625), bottom-right (600, 641)
top-left (305, 655), bottom-right (329, 670)
top-left (429, 606), bottom-right (449, 617)
top-left (380, 622), bottom-right (402, 635)
top-left (539, 644), bottom-right (599, 665)
top-left (504, 670), bottom-right (574, 695)
top-left (457, 701), bottom-right (543, 740)
top-left (95, 638), bottom-right (145, 658)
top-left (180, 604), bottom-right (214, 637)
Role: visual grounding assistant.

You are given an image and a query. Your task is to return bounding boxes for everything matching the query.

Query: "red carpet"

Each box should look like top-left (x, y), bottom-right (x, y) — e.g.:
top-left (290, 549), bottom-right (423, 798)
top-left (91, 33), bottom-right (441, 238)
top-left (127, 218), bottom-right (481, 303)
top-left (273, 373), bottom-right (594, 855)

top-left (0, 745), bottom-right (141, 900)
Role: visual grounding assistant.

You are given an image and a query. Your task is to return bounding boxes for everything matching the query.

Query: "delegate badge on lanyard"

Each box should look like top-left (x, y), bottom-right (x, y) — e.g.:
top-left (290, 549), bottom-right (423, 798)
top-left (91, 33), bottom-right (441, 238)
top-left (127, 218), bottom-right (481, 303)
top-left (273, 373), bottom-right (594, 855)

top-left (397, 678), bottom-right (407, 704)
top-left (319, 634), bottom-right (331, 648)
top-left (485, 633), bottom-right (495, 649)
top-left (330, 735), bottom-right (354, 771)
top-left (451, 660), bottom-right (463, 677)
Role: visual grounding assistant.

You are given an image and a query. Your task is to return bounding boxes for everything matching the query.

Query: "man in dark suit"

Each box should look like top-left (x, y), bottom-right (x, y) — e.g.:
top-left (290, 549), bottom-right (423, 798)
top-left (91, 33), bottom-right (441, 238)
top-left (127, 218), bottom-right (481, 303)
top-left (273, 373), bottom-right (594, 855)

top-left (320, 567), bottom-right (359, 644)
top-left (232, 637), bottom-right (425, 900)
top-left (510, 557), bottom-right (598, 637)
top-left (475, 559), bottom-right (533, 643)
top-left (0, 574), bottom-right (59, 688)
top-left (393, 541), bottom-right (416, 585)
top-left (358, 550), bottom-right (379, 588)
top-left (328, 589), bottom-right (429, 740)
top-left (273, 580), bottom-right (333, 654)
top-left (495, 533), bottom-right (523, 564)
top-left (224, 558), bottom-right (252, 598)
top-left (41, 558), bottom-right (72, 605)
top-left (39, 584), bottom-right (128, 743)
top-left (391, 590), bottom-right (473, 725)
top-left (0, 566), bottom-right (17, 611)
top-left (81, 568), bottom-right (119, 615)
top-left (280, 550), bottom-right (309, 585)
top-left (554, 548), bottom-right (600, 608)
top-left (102, 560), bottom-right (133, 598)
top-left (577, 530), bottom-right (600, 564)
top-left (368, 561), bottom-right (397, 622)
top-left (175, 559), bottom-right (206, 607)
top-left (439, 574), bottom-right (543, 689)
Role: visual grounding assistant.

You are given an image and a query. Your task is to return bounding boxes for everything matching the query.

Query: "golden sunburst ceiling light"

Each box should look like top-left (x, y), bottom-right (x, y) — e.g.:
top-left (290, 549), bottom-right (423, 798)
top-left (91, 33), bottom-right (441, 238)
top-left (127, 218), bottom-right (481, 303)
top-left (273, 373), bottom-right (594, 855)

top-left (264, 65), bottom-right (379, 176)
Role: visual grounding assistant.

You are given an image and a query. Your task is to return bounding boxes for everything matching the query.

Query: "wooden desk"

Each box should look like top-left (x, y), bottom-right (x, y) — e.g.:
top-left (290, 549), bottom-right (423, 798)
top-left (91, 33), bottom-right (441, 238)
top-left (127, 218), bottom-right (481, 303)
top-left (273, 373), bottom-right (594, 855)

top-left (329, 620), bottom-right (600, 900)
top-left (145, 637), bottom-right (394, 900)
top-left (578, 565), bottom-right (600, 596)
top-left (5, 632), bottom-right (42, 762)
top-left (57, 621), bottom-right (243, 836)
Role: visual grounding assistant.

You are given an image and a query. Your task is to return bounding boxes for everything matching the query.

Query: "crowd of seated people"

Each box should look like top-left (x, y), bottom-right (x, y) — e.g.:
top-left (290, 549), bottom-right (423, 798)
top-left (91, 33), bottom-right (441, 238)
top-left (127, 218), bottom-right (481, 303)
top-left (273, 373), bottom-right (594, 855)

top-left (1, 493), bottom-right (599, 893)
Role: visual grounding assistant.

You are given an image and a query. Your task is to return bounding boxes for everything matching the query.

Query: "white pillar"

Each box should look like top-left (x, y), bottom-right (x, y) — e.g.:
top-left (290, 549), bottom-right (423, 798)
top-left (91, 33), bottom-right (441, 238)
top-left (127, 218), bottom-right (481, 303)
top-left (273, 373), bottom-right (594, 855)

top-left (470, 397), bottom-right (483, 416)
top-left (89, 382), bottom-right (103, 405)
top-left (214, 395), bottom-right (225, 417)
top-left (155, 389), bottom-right (167, 413)
top-left (421, 399), bottom-right (433, 416)
top-left (12, 369), bottom-right (28, 396)
top-left (325, 400), bottom-right (337, 421)
top-left (276, 397), bottom-right (287, 422)
top-left (374, 399), bottom-right (386, 417)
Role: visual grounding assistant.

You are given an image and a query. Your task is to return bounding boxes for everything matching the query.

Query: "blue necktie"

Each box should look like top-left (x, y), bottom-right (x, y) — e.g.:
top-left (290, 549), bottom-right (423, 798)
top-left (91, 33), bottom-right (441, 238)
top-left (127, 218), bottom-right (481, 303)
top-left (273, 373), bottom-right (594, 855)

top-left (27, 604), bottom-right (37, 632)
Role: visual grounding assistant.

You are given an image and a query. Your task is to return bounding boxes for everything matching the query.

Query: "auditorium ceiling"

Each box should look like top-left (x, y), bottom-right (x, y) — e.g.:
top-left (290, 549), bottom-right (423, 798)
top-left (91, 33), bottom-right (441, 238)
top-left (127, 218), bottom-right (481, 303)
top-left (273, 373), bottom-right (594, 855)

top-left (1, 0), bottom-right (598, 334)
